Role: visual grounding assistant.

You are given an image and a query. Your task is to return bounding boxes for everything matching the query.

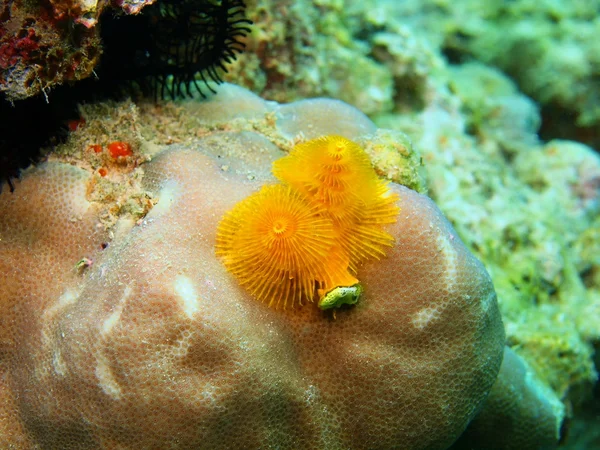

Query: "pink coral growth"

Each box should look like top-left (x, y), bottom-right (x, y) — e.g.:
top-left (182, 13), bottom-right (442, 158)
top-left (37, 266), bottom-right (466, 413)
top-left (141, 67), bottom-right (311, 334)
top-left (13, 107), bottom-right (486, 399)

top-left (0, 28), bottom-right (39, 69)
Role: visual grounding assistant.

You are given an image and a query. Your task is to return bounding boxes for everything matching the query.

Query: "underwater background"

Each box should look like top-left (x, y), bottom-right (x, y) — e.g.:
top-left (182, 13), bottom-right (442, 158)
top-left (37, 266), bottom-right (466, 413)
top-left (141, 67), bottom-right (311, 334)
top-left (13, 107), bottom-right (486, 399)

top-left (0, 0), bottom-right (599, 448)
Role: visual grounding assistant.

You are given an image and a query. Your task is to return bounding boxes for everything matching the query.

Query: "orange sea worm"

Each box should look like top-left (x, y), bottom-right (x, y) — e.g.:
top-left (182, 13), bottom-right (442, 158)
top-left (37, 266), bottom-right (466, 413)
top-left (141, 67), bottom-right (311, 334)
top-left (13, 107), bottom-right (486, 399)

top-left (273, 135), bottom-right (400, 271)
top-left (216, 184), bottom-right (357, 309)
top-left (273, 135), bottom-right (376, 217)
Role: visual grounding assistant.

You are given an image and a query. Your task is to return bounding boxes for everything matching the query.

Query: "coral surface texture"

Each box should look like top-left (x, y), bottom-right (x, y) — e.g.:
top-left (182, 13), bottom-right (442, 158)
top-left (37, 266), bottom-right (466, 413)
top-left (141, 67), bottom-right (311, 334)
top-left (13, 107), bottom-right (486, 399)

top-left (0, 87), bottom-right (505, 449)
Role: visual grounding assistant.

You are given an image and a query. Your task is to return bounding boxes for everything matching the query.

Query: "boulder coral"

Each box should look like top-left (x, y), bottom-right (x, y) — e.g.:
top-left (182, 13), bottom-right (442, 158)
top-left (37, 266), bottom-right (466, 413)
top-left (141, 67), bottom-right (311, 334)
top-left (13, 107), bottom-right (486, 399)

top-left (0, 87), bottom-right (506, 448)
top-left (450, 347), bottom-right (565, 450)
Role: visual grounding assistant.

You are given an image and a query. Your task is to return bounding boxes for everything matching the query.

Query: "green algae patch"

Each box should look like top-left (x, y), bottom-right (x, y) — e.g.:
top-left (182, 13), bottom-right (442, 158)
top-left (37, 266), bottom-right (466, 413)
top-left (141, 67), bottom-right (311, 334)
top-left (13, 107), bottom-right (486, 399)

top-left (361, 129), bottom-right (427, 194)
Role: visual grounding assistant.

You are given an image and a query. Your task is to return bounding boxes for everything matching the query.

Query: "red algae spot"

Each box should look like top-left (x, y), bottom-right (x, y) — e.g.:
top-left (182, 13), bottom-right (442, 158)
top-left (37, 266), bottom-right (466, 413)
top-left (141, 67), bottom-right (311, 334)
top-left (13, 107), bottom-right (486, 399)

top-left (0, 28), bottom-right (39, 69)
top-left (89, 144), bottom-right (103, 153)
top-left (108, 142), bottom-right (133, 158)
top-left (98, 168), bottom-right (107, 177)
top-left (67, 118), bottom-right (86, 132)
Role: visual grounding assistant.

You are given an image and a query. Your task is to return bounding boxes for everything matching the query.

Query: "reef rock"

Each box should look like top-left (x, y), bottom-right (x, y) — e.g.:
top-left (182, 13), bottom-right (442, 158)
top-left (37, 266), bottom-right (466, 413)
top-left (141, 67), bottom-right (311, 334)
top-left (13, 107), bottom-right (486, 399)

top-left (450, 346), bottom-right (565, 450)
top-left (0, 88), bottom-right (505, 449)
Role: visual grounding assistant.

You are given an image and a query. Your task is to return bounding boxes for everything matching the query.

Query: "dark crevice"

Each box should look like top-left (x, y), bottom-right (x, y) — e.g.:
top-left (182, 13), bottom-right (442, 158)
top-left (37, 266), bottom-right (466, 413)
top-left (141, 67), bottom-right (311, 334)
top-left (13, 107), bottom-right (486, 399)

top-left (539, 104), bottom-right (600, 151)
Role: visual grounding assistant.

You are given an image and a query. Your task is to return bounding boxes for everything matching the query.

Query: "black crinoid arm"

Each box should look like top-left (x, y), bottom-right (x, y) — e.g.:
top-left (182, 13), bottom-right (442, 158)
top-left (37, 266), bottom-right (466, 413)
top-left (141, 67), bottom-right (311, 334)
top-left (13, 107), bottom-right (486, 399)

top-left (0, 1), bottom-right (252, 192)
top-left (99, 0), bottom-right (253, 100)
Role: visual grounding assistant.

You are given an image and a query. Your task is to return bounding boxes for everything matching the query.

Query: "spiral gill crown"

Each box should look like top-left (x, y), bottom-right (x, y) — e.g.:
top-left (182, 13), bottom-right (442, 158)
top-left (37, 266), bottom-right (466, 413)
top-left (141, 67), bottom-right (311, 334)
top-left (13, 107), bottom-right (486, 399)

top-left (273, 135), bottom-right (400, 271)
top-left (216, 135), bottom-right (399, 310)
top-left (216, 184), bottom-right (356, 309)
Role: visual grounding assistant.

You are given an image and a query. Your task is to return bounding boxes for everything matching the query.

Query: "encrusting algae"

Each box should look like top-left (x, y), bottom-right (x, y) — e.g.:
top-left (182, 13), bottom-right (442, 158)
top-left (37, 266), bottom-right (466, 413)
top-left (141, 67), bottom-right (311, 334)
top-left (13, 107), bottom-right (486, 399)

top-left (216, 135), bottom-right (400, 310)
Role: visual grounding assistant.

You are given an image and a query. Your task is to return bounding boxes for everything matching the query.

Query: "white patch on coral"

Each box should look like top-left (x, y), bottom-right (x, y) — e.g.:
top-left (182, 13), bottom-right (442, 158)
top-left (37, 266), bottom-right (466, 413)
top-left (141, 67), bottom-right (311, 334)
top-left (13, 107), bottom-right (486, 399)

top-left (68, 180), bottom-right (93, 217)
top-left (478, 289), bottom-right (496, 314)
top-left (436, 232), bottom-right (458, 293)
top-left (146, 181), bottom-right (180, 219)
top-left (411, 306), bottom-right (442, 329)
top-left (201, 382), bottom-right (219, 406)
top-left (95, 354), bottom-right (122, 400)
top-left (101, 285), bottom-right (132, 336)
top-left (411, 232), bottom-right (460, 330)
top-left (52, 347), bottom-right (67, 377)
top-left (174, 275), bottom-right (199, 319)
top-left (43, 288), bottom-right (81, 376)
top-left (111, 216), bottom-right (137, 240)
top-left (304, 385), bottom-right (320, 406)
top-left (95, 285), bottom-right (133, 399)
top-left (45, 288), bottom-right (79, 320)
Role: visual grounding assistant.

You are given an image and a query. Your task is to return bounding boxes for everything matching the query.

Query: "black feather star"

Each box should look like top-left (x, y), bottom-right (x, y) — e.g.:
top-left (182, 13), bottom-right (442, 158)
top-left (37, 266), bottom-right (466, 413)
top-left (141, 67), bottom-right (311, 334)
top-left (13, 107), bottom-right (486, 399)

top-left (98, 0), bottom-right (253, 100)
top-left (0, 0), bottom-right (252, 192)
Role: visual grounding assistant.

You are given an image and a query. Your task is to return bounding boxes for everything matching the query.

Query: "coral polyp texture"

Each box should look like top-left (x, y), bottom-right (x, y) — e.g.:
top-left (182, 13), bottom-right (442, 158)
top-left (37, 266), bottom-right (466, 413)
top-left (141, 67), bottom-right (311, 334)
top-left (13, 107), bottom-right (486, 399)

top-left (0, 85), bottom-right (507, 449)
